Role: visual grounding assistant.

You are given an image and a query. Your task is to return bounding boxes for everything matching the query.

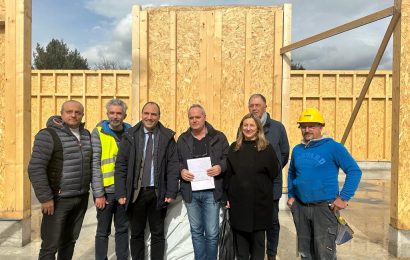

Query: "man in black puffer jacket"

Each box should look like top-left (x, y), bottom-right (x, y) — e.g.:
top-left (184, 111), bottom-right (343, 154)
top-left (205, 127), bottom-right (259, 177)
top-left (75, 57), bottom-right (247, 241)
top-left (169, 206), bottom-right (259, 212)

top-left (28, 100), bottom-right (92, 260)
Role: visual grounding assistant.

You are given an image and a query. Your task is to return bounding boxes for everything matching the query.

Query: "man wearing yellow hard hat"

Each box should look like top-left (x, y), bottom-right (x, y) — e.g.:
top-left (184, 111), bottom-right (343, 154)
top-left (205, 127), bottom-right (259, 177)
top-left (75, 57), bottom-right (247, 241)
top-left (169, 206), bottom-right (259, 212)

top-left (287, 108), bottom-right (362, 259)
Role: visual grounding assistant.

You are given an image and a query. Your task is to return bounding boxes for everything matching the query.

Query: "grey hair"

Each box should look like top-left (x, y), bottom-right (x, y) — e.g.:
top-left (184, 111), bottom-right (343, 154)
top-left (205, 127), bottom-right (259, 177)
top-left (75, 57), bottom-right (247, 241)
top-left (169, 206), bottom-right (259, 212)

top-left (106, 98), bottom-right (128, 113)
top-left (188, 104), bottom-right (206, 116)
top-left (248, 93), bottom-right (267, 105)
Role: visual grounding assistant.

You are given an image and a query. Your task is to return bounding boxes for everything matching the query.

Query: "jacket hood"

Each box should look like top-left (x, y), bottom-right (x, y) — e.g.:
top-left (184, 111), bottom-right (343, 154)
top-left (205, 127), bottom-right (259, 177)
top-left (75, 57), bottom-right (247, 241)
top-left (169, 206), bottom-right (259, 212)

top-left (46, 115), bottom-right (86, 131)
top-left (302, 135), bottom-right (333, 148)
top-left (97, 120), bottom-right (132, 133)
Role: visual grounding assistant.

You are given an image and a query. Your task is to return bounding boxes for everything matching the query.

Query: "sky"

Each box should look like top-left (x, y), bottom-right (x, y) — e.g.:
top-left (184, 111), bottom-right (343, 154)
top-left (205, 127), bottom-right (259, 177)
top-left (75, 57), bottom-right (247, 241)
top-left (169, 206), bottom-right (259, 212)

top-left (32, 0), bottom-right (394, 70)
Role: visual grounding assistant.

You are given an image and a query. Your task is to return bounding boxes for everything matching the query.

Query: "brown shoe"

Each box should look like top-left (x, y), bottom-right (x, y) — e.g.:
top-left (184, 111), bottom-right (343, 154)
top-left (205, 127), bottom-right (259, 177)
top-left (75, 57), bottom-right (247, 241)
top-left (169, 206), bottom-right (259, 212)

top-left (267, 255), bottom-right (276, 260)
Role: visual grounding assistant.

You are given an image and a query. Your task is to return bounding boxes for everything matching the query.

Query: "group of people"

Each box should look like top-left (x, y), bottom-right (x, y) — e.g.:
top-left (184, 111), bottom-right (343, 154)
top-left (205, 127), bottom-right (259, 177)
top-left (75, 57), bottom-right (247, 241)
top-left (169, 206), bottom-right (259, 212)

top-left (28, 93), bottom-right (362, 260)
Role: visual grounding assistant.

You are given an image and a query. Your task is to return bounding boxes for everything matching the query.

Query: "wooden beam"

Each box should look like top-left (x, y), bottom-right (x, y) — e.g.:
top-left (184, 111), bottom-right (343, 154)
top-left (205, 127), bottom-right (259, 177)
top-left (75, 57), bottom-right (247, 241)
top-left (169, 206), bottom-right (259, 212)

top-left (280, 6), bottom-right (394, 54)
top-left (340, 11), bottom-right (400, 144)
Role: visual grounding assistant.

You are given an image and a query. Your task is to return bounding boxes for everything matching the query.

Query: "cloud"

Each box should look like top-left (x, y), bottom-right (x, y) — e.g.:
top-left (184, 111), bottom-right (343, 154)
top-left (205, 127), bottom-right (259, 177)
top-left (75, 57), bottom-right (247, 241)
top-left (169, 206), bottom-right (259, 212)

top-left (82, 13), bottom-right (132, 68)
top-left (79, 0), bottom-right (394, 70)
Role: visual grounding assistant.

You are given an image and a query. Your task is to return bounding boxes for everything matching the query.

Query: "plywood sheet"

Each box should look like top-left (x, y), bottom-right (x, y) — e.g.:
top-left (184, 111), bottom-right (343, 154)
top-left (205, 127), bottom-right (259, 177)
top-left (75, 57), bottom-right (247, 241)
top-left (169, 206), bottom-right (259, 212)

top-left (56, 73), bottom-right (69, 94)
top-left (321, 75), bottom-right (336, 97)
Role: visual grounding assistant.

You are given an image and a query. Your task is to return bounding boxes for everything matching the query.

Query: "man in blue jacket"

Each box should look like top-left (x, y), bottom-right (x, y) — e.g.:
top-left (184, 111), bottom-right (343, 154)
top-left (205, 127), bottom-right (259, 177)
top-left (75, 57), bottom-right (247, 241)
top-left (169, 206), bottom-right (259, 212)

top-left (248, 94), bottom-right (289, 260)
top-left (287, 108), bottom-right (362, 260)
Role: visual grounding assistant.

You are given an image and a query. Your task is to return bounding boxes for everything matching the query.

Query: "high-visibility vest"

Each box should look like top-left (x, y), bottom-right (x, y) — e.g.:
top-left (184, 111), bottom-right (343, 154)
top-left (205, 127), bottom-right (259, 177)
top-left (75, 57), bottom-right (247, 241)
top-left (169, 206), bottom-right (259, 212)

top-left (97, 126), bottom-right (118, 187)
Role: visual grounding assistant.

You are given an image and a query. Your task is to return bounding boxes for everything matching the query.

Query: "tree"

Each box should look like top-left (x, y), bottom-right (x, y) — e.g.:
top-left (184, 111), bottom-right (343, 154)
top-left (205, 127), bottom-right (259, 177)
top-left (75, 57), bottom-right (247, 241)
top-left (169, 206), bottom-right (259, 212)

top-left (93, 56), bottom-right (130, 70)
top-left (291, 60), bottom-right (305, 70)
top-left (33, 39), bottom-right (89, 69)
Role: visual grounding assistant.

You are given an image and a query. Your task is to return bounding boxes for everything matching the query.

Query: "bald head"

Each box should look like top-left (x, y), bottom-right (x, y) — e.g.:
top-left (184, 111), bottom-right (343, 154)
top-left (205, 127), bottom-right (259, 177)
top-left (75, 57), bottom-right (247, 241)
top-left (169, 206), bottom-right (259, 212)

top-left (60, 100), bottom-right (84, 129)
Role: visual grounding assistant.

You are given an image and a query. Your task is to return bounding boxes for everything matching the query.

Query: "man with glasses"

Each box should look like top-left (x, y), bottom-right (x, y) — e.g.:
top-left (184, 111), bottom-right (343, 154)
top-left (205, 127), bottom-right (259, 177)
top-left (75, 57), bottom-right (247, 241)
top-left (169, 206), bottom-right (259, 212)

top-left (287, 108), bottom-right (362, 259)
top-left (177, 104), bottom-right (229, 260)
top-left (248, 93), bottom-right (289, 260)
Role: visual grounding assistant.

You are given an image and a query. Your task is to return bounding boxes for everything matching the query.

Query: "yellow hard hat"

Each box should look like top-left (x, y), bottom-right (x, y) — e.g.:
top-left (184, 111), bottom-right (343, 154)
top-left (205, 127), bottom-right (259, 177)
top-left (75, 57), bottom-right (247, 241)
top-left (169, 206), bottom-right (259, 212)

top-left (297, 108), bottom-right (325, 125)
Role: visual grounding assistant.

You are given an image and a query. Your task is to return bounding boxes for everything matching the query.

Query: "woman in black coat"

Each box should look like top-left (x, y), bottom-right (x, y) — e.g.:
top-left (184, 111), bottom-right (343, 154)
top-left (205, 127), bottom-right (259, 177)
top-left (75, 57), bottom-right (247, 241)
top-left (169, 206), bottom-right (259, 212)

top-left (225, 113), bottom-right (279, 260)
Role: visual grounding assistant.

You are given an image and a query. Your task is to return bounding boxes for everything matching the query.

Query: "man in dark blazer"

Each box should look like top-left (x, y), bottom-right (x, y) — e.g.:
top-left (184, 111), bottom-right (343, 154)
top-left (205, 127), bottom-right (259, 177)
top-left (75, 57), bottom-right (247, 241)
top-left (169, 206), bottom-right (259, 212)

top-left (115, 101), bottom-right (179, 260)
top-left (248, 94), bottom-right (290, 260)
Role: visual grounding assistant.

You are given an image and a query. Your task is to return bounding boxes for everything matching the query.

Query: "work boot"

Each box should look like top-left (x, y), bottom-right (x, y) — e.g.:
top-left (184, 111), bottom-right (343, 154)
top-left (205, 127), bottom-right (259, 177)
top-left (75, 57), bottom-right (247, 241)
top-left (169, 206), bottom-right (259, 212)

top-left (267, 255), bottom-right (276, 260)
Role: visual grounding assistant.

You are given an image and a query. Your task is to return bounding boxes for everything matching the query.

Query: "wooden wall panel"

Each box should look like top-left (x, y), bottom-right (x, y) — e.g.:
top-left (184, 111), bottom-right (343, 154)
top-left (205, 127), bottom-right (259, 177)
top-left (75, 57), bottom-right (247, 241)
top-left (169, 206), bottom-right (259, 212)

top-left (289, 71), bottom-right (392, 161)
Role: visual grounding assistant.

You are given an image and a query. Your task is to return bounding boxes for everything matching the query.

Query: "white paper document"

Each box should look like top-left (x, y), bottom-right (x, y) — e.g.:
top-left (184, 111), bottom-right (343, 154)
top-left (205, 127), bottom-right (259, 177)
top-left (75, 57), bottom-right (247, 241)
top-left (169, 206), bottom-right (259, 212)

top-left (187, 157), bottom-right (215, 191)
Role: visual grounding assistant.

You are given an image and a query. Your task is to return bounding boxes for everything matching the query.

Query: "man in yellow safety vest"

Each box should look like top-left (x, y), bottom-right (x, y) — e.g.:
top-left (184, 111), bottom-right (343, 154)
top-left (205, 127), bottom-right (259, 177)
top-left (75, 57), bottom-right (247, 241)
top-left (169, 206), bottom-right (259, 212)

top-left (91, 99), bottom-right (132, 260)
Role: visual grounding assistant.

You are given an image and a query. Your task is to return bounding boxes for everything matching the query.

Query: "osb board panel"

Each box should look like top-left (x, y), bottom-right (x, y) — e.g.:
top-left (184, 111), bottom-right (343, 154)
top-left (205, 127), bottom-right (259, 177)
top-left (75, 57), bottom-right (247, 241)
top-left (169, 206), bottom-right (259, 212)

top-left (369, 99), bottom-right (386, 159)
top-left (336, 99), bottom-right (353, 151)
top-left (148, 9), bottom-right (173, 129)
top-left (175, 11), bottom-right (201, 135)
top-left (320, 99), bottom-right (336, 139)
top-left (220, 8), bottom-right (247, 142)
top-left (290, 74), bottom-right (303, 96)
top-left (321, 75), bottom-right (336, 97)
top-left (85, 97), bottom-right (99, 129)
top-left (117, 73), bottom-right (131, 96)
top-left (338, 75), bottom-right (353, 96)
top-left (305, 74), bottom-right (320, 97)
top-left (248, 8), bottom-right (275, 107)
top-left (40, 73), bottom-right (54, 93)
top-left (101, 74), bottom-right (116, 95)
top-left (85, 74), bottom-right (99, 95)
top-left (352, 100), bottom-right (368, 158)
top-left (0, 28), bottom-right (5, 198)
top-left (369, 76), bottom-right (387, 97)
top-left (56, 73), bottom-right (70, 94)
top-left (385, 99), bottom-right (392, 160)
top-left (71, 74), bottom-right (84, 94)
top-left (289, 99), bottom-right (303, 151)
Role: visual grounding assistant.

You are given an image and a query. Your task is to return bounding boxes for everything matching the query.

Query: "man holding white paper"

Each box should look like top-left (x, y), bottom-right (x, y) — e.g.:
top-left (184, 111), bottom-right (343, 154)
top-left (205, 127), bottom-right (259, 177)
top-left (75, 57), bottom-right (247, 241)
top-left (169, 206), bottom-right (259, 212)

top-left (177, 104), bottom-right (229, 260)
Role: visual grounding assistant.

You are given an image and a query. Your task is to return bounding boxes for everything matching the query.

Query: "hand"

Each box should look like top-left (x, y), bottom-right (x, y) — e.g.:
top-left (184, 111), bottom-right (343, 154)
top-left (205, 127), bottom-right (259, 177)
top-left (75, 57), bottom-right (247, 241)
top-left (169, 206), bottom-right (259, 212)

top-left (225, 201), bottom-right (230, 209)
top-left (330, 196), bottom-right (348, 211)
top-left (118, 197), bottom-right (126, 205)
top-left (41, 199), bottom-right (54, 215)
top-left (164, 197), bottom-right (173, 203)
top-left (207, 165), bottom-right (222, 177)
top-left (181, 169), bottom-right (194, 182)
top-left (95, 196), bottom-right (108, 209)
top-left (287, 197), bottom-right (295, 208)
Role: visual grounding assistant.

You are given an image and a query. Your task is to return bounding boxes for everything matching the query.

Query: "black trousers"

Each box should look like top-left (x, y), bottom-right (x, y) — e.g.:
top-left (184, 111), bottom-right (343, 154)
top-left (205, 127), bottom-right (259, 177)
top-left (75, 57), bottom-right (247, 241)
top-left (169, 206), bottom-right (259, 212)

top-left (95, 193), bottom-right (129, 260)
top-left (127, 189), bottom-right (167, 260)
top-left (233, 228), bottom-right (265, 260)
top-left (266, 199), bottom-right (280, 256)
top-left (39, 193), bottom-right (89, 260)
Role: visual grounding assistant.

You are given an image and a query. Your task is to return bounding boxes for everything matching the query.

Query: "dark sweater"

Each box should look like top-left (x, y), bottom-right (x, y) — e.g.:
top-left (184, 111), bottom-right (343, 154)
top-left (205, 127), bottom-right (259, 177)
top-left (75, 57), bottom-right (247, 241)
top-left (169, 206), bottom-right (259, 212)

top-left (226, 140), bottom-right (279, 232)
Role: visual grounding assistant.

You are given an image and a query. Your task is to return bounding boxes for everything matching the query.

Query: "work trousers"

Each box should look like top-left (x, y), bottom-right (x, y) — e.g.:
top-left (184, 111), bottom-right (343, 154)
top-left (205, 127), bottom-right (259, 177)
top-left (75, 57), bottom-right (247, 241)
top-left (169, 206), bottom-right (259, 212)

top-left (127, 188), bottom-right (167, 260)
top-left (39, 193), bottom-right (89, 260)
top-left (290, 199), bottom-right (338, 260)
top-left (95, 193), bottom-right (129, 260)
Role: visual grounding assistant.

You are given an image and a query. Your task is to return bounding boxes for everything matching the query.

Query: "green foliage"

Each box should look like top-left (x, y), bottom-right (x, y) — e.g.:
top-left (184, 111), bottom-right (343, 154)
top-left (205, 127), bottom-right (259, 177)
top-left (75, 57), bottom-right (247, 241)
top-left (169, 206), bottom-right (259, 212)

top-left (33, 39), bottom-right (89, 69)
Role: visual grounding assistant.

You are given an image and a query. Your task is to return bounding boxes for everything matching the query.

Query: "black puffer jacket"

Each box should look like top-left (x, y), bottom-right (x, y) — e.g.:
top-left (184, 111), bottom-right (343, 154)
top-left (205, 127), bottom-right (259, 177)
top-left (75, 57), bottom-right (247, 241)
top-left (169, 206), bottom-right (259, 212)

top-left (28, 116), bottom-right (92, 203)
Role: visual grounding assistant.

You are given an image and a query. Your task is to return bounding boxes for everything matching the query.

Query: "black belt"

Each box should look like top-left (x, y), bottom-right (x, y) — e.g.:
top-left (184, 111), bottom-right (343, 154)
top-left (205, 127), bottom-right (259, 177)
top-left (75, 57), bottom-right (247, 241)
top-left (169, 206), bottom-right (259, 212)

top-left (298, 199), bottom-right (331, 207)
top-left (141, 186), bottom-right (156, 191)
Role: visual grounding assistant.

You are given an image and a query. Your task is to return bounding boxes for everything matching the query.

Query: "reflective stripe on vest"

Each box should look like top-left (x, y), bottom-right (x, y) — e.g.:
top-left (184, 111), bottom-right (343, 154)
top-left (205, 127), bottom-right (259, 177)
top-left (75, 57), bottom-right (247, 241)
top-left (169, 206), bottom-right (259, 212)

top-left (97, 126), bottom-right (118, 187)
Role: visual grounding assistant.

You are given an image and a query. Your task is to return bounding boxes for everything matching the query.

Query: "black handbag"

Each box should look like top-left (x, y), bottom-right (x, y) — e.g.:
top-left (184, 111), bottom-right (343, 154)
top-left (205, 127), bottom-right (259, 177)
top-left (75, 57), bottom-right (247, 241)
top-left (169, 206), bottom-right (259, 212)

top-left (218, 209), bottom-right (235, 260)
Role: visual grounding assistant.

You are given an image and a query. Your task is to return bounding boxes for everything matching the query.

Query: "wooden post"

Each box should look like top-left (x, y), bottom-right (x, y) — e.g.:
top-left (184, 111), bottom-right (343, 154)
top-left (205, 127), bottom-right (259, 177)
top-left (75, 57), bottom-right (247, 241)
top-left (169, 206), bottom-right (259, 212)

top-left (389, 0), bottom-right (410, 257)
top-left (0, 0), bottom-right (32, 246)
top-left (131, 5), bottom-right (141, 124)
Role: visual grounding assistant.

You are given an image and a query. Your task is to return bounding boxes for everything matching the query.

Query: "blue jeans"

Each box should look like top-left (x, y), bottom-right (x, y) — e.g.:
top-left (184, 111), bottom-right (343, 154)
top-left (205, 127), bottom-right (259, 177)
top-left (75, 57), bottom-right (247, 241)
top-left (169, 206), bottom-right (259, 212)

top-left (185, 190), bottom-right (220, 260)
top-left (95, 193), bottom-right (129, 260)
